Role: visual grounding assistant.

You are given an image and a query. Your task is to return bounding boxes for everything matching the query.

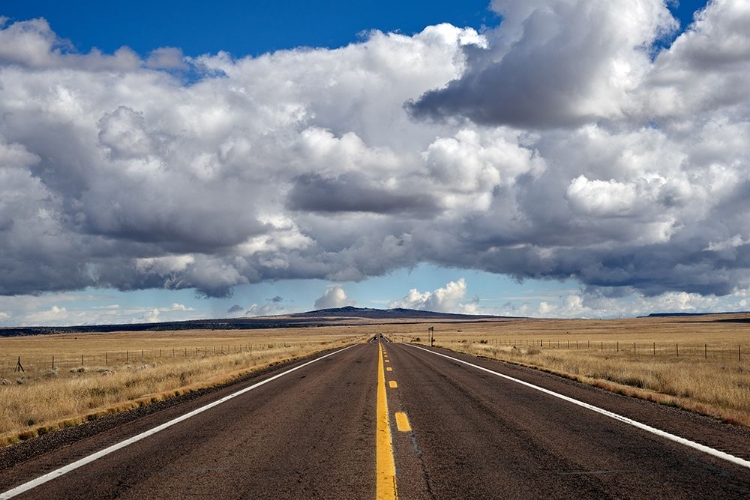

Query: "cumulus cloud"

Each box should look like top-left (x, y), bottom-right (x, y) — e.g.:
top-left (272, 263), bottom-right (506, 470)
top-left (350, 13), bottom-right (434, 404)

top-left (245, 302), bottom-right (286, 316)
top-left (0, 291), bottom-right (200, 326)
top-left (314, 285), bottom-right (354, 310)
top-left (1, 3), bottom-right (750, 317)
top-left (408, 0), bottom-right (677, 128)
top-left (390, 278), bottom-right (478, 314)
top-left (238, 295), bottom-right (286, 318)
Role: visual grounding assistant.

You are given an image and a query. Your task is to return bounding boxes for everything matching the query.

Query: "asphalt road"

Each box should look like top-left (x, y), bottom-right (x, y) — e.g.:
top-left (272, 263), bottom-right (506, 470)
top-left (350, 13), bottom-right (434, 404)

top-left (2, 340), bottom-right (750, 499)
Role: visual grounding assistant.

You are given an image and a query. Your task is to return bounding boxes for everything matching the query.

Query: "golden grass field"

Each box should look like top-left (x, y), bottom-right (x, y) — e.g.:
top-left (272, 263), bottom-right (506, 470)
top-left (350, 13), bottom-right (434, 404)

top-left (1, 314), bottom-right (749, 446)
top-left (0, 326), bottom-right (367, 446)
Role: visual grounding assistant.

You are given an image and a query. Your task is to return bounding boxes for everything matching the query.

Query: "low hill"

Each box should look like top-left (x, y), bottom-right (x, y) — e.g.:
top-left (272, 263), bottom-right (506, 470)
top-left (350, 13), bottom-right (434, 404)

top-left (291, 306), bottom-right (499, 320)
top-left (0, 307), bottom-right (509, 337)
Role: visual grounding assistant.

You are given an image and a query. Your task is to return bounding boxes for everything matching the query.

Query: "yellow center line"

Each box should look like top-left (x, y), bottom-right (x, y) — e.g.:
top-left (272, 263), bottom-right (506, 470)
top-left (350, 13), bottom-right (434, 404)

top-left (389, 381), bottom-right (398, 389)
top-left (377, 343), bottom-right (397, 499)
top-left (386, 367), bottom-right (393, 372)
top-left (395, 412), bottom-right (411, 432)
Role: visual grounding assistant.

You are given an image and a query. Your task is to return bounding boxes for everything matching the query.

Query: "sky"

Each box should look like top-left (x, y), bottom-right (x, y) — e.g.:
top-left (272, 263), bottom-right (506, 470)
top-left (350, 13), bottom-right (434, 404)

top-left (2, 0), bottom-right (749, 326)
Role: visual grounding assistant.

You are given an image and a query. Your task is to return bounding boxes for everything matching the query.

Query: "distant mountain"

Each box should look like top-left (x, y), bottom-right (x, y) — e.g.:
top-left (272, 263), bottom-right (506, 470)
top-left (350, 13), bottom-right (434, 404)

top-left (643, 311), bottom-right (748, 318)
top-left (291, 306), bottom-right (499, 320)
top-left (0, 306), bottom-right (507, 337)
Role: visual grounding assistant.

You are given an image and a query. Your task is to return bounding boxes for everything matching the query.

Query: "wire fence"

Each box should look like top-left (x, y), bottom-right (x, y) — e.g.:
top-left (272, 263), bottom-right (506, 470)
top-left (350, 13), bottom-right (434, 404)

top-left (415, 337), bottom-right (747, 363)
top-left (1, 342), bottom-right (308, 381)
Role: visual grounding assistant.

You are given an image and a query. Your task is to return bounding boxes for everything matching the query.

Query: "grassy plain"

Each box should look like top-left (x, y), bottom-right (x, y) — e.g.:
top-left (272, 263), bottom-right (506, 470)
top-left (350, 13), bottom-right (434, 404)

top-left (386, 314), bottom-right (750, 426)
top-left (0, 326), bottom-right (366, 446)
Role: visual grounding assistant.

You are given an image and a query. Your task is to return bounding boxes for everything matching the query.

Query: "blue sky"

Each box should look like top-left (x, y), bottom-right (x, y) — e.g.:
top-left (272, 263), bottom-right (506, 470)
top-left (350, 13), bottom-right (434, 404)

top-left (4, 0), bottom-right (750, 327)
top-left (2, 1), bottom-right (499, 57)
top-left (4, 0), bottom-right (704, 57)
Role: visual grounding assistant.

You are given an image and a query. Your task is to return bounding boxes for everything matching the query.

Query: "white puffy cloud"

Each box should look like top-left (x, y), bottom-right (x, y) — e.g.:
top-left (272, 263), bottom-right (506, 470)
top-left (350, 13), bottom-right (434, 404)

top-left (639, 0), bottom-right (750, 119)
top-left (314, 285), bottom-right (354, 310)
top-left (0, 291), bottom-right (202, 326)
top-left (390, 278), bottom-right (477, 314)
top-left (24, 305), bottom-right (68, 324)
top-left (410, 0), bottom-right (677, 127)
top-left (245, 301), bottom-right (287, 317)
top-left (566, 176), bottom-right (638, 217)
top-left (1, 2), bottom-right (750, 321)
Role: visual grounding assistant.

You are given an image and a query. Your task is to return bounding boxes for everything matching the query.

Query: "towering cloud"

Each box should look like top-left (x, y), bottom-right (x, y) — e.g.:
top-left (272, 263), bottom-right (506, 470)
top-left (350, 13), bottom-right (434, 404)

top-left (1, 1), bottom-right (749, 308)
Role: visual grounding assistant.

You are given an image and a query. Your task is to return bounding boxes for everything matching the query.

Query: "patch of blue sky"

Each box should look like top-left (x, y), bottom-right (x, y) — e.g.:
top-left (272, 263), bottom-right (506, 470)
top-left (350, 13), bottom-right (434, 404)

top-left (2, 0), bottom-right (498, 58)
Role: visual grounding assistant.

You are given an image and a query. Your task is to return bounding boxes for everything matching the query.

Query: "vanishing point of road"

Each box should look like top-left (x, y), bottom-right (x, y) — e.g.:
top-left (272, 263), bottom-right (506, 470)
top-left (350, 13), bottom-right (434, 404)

top-left (2, 340), bottom-right (750, 499)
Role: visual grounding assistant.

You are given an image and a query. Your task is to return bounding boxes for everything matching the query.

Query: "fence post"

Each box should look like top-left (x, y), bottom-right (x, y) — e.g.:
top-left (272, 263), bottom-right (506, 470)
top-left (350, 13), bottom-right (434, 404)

top-left (653, 342), bottom-right (655, 356)
top-left (676, 343), bottom-right (678, 357)
top-left (52, 355), bottom-right (55, 370)
top-left (705, 344), bottom-right (707, 360)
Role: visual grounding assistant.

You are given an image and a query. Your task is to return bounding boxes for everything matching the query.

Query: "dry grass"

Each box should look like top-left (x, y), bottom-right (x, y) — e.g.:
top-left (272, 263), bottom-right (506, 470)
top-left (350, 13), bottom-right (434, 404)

top-left (0, 327), bottom-right (366, 446)
top-left (392, 314), bottom-right (750, 426)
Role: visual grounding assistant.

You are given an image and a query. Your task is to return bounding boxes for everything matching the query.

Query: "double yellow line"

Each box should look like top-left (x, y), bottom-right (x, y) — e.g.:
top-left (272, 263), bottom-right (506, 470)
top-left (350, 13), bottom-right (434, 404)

top-left (376, 343), bottom-right (397, 499)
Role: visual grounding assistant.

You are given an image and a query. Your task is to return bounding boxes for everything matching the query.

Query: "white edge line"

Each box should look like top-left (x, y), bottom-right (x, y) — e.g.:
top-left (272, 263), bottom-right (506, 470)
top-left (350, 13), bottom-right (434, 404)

top-left (0, 344), bottom-right (356, 500)
top-left (408, 344), bottom-right (750, 470)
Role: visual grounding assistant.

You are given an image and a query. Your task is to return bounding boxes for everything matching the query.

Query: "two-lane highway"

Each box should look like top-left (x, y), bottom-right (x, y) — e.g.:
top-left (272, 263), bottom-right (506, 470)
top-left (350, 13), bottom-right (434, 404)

top-left (2, 340), bottom-right (750, 499)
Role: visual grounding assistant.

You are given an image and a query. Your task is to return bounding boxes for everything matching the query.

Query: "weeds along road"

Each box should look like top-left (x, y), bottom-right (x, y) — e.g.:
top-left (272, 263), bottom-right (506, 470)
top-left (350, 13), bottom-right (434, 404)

top-left (2, 340), bottom-right (750, 499)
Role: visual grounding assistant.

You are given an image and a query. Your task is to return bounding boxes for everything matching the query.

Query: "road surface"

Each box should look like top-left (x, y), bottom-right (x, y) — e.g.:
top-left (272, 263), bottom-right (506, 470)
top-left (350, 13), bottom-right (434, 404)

top-left (2, 340), bottom-right (749, 498)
